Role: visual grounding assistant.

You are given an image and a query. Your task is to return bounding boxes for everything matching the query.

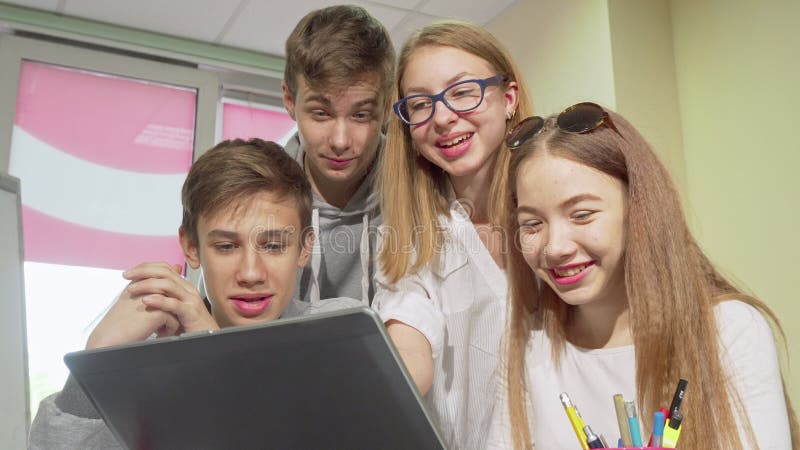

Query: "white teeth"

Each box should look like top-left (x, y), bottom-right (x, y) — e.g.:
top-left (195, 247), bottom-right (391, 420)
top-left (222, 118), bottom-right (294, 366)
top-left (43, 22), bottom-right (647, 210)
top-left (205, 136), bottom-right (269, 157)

top-left (554, 264), bottom-right (587, 277)
top-left (440, 133), bottom-right (472, 147)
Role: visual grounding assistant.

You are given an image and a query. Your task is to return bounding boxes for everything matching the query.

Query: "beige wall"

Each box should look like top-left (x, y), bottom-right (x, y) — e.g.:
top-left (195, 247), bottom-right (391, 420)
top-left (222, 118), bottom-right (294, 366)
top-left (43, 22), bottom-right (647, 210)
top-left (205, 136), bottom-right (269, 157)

top-left (670, 0), bottom-right (800, 403)
top-left (489, 0), bottom-right (799, 406)
top-left (488, 0), bottom-right (686, 192)
top-left (487, 0), bottom-right (617, 115)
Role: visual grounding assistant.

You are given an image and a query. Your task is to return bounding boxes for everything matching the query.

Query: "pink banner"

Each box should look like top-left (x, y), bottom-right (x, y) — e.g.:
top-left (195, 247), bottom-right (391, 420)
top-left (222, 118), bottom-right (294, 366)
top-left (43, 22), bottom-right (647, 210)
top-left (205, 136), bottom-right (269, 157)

top-left (222, 102), bottom-right (295, 142)
top-left (15, 62), bottom-right (195, 174)
top-left (12, 61), bottom-right (194, 270)
top-left (22, 206), bottom-right (184, 271)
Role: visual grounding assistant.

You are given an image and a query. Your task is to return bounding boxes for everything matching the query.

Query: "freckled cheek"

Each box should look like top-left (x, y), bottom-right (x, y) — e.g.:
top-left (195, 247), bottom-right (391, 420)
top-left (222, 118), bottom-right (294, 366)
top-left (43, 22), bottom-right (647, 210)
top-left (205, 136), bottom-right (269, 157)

top-left (519, 238), bottom-right (543, 270)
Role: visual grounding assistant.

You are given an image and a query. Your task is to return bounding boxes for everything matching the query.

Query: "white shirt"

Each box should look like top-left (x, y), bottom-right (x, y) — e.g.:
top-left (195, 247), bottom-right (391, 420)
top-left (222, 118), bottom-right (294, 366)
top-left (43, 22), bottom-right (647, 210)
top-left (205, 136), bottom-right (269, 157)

top-left (487, 300), bottom-right (792, 449)
top-left (373, 200), bottom-right (507, 450)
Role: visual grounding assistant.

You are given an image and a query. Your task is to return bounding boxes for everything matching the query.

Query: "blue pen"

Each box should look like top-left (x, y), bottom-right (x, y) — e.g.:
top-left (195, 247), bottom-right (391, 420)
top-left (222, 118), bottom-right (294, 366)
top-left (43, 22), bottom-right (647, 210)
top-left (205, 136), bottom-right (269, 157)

top-left (625, 401), bottom-right (643, 446)
top-left (652, 411), bottom-right (665, 447)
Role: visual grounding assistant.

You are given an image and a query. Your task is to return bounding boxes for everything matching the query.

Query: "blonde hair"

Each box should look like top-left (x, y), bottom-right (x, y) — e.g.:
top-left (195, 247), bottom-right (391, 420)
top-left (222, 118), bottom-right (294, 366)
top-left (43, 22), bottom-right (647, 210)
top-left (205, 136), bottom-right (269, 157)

top-left (378, 21), bottom-right (533, 283)
top-left (503, 111), bottom-right (799, 449)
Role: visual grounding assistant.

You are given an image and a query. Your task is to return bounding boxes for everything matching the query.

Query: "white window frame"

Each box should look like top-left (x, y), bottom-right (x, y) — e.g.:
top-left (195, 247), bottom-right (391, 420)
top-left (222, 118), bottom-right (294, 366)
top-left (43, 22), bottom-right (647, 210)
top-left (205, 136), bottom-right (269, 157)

top-left (0, 33), bottom-right (220, 442)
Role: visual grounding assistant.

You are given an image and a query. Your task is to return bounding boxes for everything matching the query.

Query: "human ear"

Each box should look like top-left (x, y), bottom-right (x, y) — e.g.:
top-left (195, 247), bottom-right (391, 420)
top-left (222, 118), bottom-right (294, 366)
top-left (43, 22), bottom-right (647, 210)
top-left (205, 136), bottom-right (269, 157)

top-left (504, 81), bottom-right (520, 119)
top-left (179, 227), bottom-right (201, 269)
top-left (297, 228), bottom-right (313, 268)
top-left (282, 81), bottom-right (296, 120)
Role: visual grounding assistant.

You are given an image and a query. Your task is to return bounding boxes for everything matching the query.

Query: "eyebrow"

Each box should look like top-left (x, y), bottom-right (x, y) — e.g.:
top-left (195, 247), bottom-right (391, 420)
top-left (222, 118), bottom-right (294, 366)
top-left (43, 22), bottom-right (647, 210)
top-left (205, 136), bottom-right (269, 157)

top-left (352, 98), bottom-right (378, 108)
top-left (253, 229), bottom-right (294, 240)
top-left (515, 205), bottom-right (540, 217)
top-left (304, 94), bottom-right (332, 106)
top-left (560, 193), bottom-right (603, 208)
top-left (404, 71), bottom-right (477, 95)
top-left (515, 193), bottom-right (604, 216)
top-left (206, 230), bottom-right (240, 240)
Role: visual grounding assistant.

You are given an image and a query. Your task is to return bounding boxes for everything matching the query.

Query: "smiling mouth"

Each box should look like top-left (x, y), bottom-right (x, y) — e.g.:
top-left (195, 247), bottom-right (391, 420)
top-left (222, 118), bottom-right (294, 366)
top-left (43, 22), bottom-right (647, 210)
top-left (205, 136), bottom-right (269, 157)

top-left (553, 263), bottom-right (592, 277)
top-left (438, 133), bottom-right (473, 148)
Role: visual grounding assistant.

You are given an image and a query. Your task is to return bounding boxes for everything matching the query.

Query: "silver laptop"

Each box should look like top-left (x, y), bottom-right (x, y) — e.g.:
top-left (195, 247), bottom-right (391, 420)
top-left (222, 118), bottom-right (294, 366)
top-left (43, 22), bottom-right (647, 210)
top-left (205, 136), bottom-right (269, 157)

top-left (64, 307), bottom-right (445, 450)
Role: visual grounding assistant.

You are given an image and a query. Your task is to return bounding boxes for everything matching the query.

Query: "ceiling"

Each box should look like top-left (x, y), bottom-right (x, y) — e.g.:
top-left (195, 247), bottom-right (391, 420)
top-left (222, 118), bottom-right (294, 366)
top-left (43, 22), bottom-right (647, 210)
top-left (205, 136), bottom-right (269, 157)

top-left (0, 0), bottom-right (519, 57)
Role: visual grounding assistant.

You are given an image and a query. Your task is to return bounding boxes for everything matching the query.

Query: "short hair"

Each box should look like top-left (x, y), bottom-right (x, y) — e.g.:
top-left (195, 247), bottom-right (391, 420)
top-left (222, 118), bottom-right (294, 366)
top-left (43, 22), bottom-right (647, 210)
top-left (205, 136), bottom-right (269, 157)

top-left (181, 138), bottom-right (312, 245)
top-left (284, 5), bottom-right (395, 108)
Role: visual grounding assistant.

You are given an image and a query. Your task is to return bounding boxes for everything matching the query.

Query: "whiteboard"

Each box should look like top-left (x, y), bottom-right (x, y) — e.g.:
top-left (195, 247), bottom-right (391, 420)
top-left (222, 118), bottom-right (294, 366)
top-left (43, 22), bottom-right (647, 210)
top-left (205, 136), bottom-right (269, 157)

top-left (0, 173), bottom-right (29, 448)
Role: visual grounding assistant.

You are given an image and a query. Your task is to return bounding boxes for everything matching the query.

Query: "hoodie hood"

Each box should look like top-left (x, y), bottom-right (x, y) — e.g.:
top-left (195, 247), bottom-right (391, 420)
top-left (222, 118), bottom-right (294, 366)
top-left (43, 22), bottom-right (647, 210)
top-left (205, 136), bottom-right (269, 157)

top-left (284, 132), bottom-right (383, 305)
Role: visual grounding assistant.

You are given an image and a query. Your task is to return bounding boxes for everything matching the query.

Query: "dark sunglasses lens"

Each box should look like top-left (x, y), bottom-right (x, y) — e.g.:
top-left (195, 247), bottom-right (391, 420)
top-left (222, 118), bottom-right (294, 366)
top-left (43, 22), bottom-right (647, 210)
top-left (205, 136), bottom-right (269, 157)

top-left (557, 103), bottom-right (606, 133)
top-left (506, 116), bottom-right (544, 148)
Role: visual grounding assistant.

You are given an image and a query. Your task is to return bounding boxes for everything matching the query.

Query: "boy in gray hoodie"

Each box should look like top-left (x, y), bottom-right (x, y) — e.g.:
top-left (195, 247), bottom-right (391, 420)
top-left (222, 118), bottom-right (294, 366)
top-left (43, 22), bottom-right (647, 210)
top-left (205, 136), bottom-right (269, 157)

top-left (281, 5), bottom-right (395, 306)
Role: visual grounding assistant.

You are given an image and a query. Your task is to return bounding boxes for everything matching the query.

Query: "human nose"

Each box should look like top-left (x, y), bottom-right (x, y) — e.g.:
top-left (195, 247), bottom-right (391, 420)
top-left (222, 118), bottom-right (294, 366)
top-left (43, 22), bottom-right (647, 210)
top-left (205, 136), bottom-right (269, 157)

top-left (236, 247), bottom-right (267, 287)
top-left (329, 119), bottom-right (351, 154)
top-left (542, 222), bottom-right (577, 263)
top-left (430, 98), bottom-right (458, 128)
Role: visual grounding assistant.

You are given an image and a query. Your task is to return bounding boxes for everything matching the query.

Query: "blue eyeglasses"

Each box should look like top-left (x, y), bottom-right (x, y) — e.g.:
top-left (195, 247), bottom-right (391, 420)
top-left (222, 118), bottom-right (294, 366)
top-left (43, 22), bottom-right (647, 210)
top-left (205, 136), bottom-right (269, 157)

top-left (393, 74), bottom-right (508, 126)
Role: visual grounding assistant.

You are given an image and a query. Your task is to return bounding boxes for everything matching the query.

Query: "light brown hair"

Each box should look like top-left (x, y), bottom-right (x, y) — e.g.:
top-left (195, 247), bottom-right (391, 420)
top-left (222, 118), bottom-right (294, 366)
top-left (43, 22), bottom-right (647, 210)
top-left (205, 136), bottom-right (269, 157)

top-left (378, 21), bottom-right (533, 283)
top-left (284, 5), bottom-right (395, 110)
top-left (504, 111), bottom-right (799, 449)
top-left (181, 138), bottom-right (312, 245)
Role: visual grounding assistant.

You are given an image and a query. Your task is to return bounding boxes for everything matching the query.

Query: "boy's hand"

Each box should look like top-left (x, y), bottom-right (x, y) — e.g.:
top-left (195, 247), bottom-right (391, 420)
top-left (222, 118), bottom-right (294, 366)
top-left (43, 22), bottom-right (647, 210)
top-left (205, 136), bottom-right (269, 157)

top-left (127, 262), bottom-right (220, 335)
top-left (86, 262), bottom-right (219, 350)
top-left (86, 268), bottom-right (181, 350)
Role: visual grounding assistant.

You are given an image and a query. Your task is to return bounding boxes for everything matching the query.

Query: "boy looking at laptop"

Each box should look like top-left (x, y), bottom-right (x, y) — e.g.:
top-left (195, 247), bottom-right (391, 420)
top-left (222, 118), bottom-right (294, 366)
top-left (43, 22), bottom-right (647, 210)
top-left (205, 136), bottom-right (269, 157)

top-left (29, 138), bottom-right (358, 449)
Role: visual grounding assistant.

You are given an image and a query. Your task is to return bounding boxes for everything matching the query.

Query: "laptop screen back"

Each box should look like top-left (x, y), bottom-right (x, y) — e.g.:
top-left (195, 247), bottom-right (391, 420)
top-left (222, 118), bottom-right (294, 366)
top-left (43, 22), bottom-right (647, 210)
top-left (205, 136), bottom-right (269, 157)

top-left (64, 307), bottom-right (444, 450)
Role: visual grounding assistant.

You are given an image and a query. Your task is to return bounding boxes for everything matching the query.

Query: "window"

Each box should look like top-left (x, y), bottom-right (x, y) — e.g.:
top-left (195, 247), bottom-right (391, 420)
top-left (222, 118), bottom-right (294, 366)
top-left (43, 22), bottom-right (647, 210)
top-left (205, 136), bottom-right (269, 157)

top-left (221, 98), bottom-right (296, 144)
top-left (0, 34), bottom-right (218, 421)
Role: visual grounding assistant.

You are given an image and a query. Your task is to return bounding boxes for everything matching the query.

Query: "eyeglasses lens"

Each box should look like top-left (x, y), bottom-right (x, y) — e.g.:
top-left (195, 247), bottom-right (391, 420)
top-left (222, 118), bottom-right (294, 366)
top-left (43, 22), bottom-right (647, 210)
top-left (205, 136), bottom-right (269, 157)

top-left (444, 81), bottom-right (484, 112)
top-left (399, 80), bottom-right (484, 125)
top-left (556, 103), bottom-right (607, 133)
top-left (506, 116), bottom-right (545, 148)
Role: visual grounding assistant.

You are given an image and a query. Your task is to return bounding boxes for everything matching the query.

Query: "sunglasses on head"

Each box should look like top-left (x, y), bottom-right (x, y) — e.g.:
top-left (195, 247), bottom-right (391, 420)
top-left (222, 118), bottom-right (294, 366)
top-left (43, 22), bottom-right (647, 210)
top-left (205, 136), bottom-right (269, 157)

top-left (505, 102), bottom-right (624, 149)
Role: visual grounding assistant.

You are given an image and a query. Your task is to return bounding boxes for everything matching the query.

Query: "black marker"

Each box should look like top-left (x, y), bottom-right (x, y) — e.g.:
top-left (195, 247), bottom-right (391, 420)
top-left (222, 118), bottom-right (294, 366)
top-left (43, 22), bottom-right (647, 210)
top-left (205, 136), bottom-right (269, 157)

top-left (668, 378), bottom-right (688, 417)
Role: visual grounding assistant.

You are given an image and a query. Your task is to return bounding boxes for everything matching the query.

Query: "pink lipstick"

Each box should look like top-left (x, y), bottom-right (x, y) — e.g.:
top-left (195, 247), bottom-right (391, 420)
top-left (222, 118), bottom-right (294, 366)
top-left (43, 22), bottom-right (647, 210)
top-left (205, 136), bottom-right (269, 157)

top-left (550, 262), bottom-right (594, 285)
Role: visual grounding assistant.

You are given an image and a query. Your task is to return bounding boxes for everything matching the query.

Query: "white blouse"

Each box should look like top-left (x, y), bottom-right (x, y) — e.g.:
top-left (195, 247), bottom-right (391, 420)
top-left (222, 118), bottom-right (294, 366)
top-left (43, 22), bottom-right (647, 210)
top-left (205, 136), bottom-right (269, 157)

top-left (373, 200), bottom-right (508, 450)
top-left (487, 300), bottom-right (792, 449)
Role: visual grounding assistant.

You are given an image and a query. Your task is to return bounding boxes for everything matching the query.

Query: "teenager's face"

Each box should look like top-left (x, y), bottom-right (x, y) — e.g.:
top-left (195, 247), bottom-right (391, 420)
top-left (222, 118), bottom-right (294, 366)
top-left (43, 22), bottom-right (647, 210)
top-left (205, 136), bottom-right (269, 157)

top-left (400, 45), bottom-right (517, 178)
top-left (181, 192), bottom-right (311, 328)
top-left (515, 152), bottom-right (628, 309)
top-left (283, 76), bottom-right (385, 190)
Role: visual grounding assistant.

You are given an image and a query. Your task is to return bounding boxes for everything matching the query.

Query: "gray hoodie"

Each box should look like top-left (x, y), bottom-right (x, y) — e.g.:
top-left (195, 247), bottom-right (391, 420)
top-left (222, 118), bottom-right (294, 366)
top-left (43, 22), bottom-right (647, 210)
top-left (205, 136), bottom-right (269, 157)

top-left (284, 132), bottom-right (382, 306)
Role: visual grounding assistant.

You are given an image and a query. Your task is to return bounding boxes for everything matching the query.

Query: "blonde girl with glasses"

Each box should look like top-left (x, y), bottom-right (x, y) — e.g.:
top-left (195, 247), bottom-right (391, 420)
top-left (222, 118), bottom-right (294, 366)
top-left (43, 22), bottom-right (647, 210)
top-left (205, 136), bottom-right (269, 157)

top-left (372, 21), bottom-right (532, 450)
top-left (488, 104), bottom-right (799, 449)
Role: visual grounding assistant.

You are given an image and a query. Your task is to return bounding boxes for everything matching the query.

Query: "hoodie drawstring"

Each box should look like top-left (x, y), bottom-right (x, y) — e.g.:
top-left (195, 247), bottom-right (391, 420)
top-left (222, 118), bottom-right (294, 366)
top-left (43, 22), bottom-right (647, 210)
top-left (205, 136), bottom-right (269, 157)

top-left (310, 208), bottom-right (322, 304)
top-left (359, 213), bottom-right (370, 305)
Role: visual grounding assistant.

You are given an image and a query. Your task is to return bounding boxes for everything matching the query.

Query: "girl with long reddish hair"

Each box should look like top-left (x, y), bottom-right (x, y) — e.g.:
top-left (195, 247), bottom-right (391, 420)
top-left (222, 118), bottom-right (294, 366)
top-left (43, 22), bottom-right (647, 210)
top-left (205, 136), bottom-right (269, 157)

top-left (489, 103), bottom-right (798, 449)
